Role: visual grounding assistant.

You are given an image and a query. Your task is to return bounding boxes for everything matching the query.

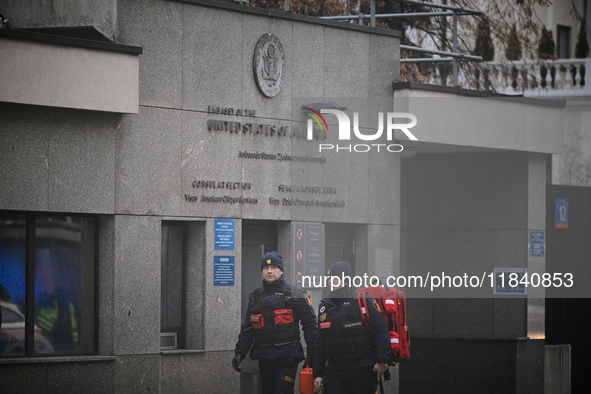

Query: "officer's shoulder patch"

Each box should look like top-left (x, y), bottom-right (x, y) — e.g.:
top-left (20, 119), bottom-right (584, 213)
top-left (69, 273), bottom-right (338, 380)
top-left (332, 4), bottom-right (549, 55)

top-left (319, 312), bottom-right (327, 322)
top-left (284, 376), bottom-right (295, 383)
top-left (305, 294), bottom-right (312, 305)
top-left (372, 299), bottom-right (382, 313)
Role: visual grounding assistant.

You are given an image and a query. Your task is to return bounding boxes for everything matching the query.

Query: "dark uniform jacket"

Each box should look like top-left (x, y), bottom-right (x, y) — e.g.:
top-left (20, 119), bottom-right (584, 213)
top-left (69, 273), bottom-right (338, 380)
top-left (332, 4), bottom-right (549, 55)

top-left (313, 286), bottom-right (390, 377)
top-left (235, 276), bottom-right (317, 360)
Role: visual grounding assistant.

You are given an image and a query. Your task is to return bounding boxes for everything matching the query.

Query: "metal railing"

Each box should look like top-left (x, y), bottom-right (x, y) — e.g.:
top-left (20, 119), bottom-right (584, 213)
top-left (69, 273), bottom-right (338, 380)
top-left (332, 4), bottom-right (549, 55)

top-left (461, 58), bottom-right (590, 97)
top-left (283, 0), bottom-right (484, 86)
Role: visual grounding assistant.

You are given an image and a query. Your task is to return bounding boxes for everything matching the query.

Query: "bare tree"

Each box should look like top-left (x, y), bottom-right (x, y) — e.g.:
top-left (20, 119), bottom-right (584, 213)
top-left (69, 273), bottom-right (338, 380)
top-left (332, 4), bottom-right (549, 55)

top-left (245, 0), bottom-right (560, 86)
top-left (560, 134), bottom-right (591, 186)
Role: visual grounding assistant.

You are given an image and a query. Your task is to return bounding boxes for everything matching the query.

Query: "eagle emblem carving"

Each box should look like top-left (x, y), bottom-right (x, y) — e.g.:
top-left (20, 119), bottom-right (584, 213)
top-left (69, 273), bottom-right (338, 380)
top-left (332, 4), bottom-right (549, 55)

top-left (253, 34), bottom-right (285, 98)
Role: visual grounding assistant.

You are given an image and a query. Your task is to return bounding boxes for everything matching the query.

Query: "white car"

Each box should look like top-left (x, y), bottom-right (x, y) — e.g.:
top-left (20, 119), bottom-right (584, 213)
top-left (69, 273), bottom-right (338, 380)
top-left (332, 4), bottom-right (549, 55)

top-left (0, 300), bottom-right (54, 355)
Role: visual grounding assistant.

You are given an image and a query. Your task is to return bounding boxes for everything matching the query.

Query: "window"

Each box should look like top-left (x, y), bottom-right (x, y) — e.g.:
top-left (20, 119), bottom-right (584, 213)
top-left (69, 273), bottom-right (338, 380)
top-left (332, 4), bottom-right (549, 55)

top-left (557, 25), bottom-right (571, 59)
top-left (0, 212), bottom-right (97, 357)
top-left (161, 222), bottom-right (187, 350)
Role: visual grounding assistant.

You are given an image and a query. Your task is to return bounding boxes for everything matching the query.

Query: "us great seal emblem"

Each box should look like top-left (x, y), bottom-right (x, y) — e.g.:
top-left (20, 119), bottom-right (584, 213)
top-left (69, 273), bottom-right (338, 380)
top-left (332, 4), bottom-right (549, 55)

top-left (253, 33), bottom-right (285, 98)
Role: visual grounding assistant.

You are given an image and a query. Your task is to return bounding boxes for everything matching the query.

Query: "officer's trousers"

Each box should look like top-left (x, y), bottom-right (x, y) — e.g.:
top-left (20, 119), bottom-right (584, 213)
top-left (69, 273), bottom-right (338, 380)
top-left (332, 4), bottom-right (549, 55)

top-left (322, 365), bottom-right (378, 394)
top-left (258, 357), bottom-right (298, 394)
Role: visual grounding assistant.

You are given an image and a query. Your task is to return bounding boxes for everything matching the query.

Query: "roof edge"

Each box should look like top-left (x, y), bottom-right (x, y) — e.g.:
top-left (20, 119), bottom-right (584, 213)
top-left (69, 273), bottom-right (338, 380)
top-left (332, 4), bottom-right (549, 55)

top-left (392, 82), bottom-right (566, 108)
top-left (0, 27), bottom-right (143, 55)
top-left (175, 0), bottom-right (402, 38)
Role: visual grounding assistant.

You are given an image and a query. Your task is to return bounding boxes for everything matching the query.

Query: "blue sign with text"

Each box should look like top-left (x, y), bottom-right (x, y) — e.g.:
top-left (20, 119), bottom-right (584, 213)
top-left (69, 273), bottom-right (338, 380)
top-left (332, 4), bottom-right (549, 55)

top-left (529, 231), bottom-right (544, 257)
top-left (215, 219), bottom-right (235, 250)
top-left (214, 255), bottom-right (235, 286)
top-left (555, 198), bottom-right (568, 229)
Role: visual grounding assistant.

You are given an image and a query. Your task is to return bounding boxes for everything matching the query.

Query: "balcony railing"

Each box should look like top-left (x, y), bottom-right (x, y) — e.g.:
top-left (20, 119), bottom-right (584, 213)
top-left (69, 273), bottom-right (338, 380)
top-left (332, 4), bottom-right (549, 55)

top-left (423, 58), bottom-right (590, 98)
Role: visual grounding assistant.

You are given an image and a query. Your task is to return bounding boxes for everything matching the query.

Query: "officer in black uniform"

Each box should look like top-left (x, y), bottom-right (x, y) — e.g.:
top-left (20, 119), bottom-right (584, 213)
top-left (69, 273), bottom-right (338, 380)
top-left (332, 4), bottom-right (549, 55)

top-left (232, 251), bottom-right (317, 394)
top-left (313, 261), bottom-right (390, 394)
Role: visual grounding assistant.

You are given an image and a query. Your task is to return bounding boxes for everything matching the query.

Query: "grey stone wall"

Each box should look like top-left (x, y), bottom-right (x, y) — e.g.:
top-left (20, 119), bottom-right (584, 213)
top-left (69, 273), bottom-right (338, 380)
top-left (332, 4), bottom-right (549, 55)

top-left (402, 151), bottom-right (538, 336)
top-left (115, 0), bottom-right (401, 224)
top-left (160, 350), bottom-right (239, 393)
top-left (0, 0), bottom-right (117, 40)
top-left (0, 0), bottom-right (402, 223)
top-left (400, 338), bottom-right (545, 394)
top-left (112, 215), bottom-right (161, 355)
top-left (0, 103), bottom-right (120, 214)
top-left (0, 359), bottom-right (116, 393)
top-left (400, 151), bottom-right (547, 393)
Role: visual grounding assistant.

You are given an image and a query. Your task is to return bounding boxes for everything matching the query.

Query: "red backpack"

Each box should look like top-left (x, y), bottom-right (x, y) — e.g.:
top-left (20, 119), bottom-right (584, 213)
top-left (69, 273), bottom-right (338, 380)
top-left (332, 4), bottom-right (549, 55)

top-left (357, 284), bottom-right (410, 364)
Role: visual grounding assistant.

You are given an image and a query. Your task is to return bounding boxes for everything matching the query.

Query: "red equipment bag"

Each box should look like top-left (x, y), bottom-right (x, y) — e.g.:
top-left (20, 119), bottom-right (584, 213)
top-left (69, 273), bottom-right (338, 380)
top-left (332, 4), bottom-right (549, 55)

top-left (357, 284), bottom-right (410, 364)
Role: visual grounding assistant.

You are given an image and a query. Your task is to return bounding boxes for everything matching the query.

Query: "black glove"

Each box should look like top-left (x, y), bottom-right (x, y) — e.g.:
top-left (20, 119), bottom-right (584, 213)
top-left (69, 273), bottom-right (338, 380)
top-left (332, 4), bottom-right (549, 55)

top-left (303, 354), bottom-right (313, 369)
top-left (232, 353), bottom-right (245, 372)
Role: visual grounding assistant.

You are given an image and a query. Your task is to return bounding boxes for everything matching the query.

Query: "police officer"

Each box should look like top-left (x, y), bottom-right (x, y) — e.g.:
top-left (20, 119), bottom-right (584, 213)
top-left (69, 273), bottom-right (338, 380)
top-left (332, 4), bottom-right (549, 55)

top-left (233, 251), bottom-right (317, 394)
top-left (313, 261), bottom-right (390, 394)
top-left (36, 288), bottom-right (80, 351)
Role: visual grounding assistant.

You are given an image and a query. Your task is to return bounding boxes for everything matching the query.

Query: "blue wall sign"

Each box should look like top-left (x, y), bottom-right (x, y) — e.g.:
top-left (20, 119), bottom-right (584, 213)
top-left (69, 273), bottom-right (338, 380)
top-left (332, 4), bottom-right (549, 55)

top-left (555, 198), bottom-right (568, 229)
top-left (493, 268), bottom-right (527, 295)
top-left (215, 219), bottom-right (235, 250)
top-left (214, 255), bottom-right (235, 286)
top-left (529, 231), bottom-right (544, 257)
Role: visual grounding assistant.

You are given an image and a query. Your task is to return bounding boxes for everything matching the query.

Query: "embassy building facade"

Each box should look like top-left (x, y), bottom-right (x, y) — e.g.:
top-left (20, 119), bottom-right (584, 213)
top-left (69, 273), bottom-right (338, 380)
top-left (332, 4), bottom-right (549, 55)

top-left (0, 0), bottom-right (570, 393)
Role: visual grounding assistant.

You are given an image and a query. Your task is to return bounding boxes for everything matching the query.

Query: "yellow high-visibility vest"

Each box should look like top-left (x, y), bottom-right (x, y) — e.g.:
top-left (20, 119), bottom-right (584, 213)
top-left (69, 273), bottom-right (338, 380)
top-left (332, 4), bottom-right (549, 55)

top-left (37, 298), bottom-right (58, 333)
top-left (69, 302), bottom-right (79, 343)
